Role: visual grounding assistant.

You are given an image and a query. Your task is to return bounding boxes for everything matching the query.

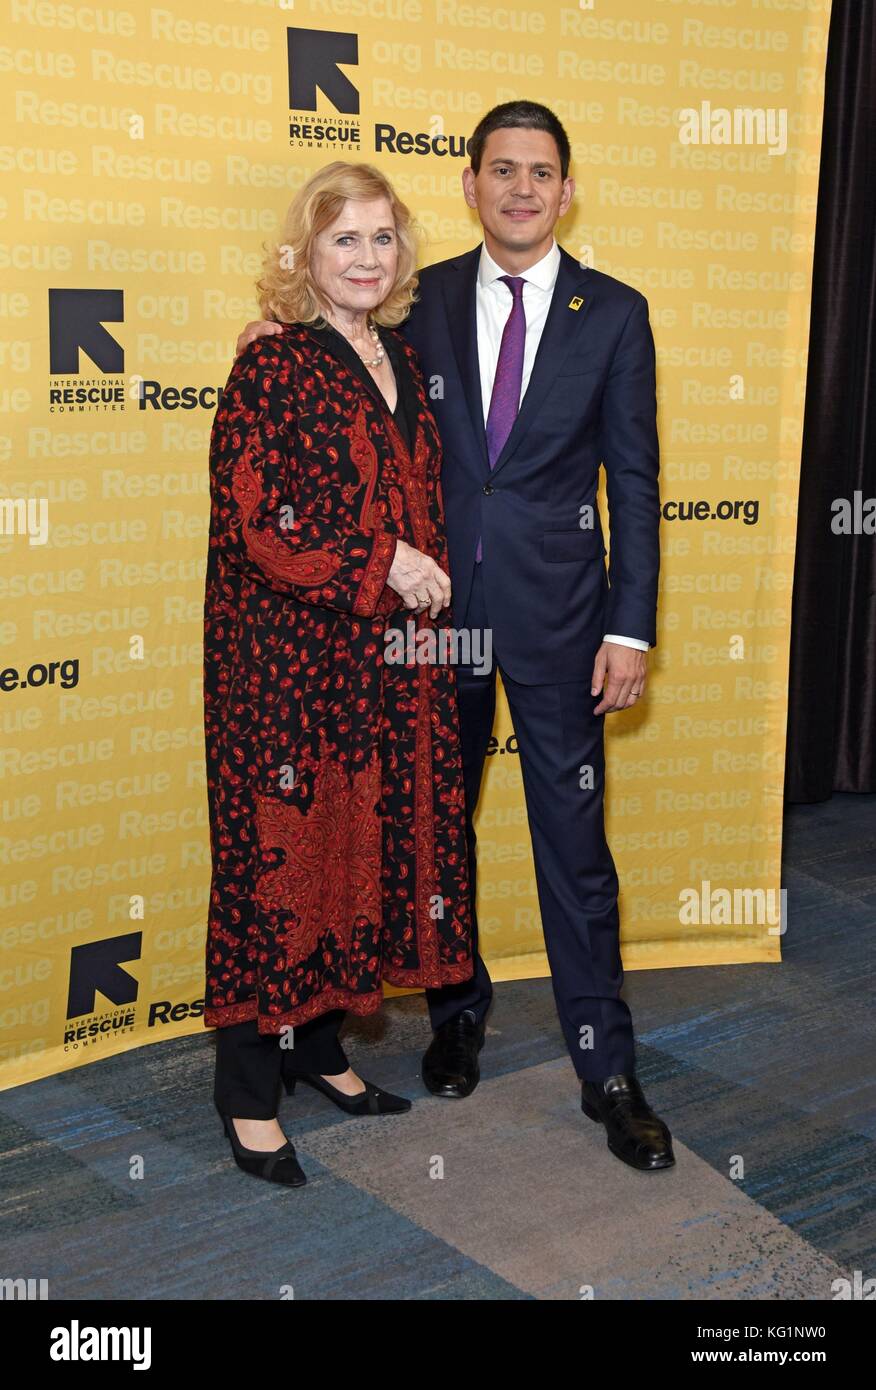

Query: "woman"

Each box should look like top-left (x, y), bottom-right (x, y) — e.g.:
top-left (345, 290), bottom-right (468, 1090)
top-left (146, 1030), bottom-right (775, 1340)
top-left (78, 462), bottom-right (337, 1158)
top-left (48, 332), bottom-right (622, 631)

top-left (203, 162), bottom-right (474, 1187)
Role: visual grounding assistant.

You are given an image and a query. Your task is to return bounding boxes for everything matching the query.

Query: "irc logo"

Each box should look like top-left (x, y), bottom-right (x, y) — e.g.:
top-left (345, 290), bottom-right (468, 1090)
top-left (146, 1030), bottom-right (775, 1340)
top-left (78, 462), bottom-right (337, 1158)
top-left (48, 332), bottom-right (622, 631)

top-left (64, 933), bottom-right (141, 1052)
top-left (286, 29), bottom-right (361, 153)
top-left (287, 28), bottom-right (359, 114)
top-left (67, 932), bottom-right (141, 1017)
top-left (48, 289), bottom-right (124, 375)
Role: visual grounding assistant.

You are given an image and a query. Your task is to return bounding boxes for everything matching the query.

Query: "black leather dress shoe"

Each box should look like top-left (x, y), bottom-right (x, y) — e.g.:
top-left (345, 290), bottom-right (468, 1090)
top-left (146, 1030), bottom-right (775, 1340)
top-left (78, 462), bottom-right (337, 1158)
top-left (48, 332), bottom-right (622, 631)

top-left (580, 1074), bottom-right (675, 1171)
top-left (421, 1009), bottom-right (485, 1098)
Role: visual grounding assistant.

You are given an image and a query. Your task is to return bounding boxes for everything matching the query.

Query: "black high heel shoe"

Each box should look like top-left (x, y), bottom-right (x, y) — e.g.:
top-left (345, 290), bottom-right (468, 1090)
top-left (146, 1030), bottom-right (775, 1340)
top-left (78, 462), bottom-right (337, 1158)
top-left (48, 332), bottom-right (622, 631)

top-left (216, 1105), bottom-right (307, 1186)
top-left (284, 1072), bottom-right (412, 1116)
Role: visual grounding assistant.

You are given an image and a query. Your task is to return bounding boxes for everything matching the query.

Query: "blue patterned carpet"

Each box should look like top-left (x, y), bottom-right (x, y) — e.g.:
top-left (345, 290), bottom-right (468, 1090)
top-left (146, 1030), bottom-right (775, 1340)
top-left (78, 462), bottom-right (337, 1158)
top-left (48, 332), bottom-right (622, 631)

top-left (1, 795), bottom-right (873, 1299)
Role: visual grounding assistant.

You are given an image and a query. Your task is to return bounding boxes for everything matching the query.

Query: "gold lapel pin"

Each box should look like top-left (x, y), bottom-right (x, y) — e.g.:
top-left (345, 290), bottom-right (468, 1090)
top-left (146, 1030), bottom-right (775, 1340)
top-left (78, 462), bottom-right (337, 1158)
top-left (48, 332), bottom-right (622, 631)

top-left (568, 296), bottom-right (584, 311)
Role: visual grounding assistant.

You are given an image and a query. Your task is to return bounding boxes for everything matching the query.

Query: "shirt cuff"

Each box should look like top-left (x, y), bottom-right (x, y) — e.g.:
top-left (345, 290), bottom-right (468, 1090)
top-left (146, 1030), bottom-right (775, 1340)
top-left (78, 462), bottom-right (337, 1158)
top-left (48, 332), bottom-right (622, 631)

top-left (603, 633), bottom-right (650, 652)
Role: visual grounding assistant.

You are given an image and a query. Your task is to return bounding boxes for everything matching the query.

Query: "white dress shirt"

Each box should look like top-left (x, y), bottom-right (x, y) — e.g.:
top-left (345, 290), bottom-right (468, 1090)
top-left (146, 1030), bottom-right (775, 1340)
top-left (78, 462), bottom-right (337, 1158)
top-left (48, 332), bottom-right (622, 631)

top-left (475, 238), bottom-right (649, 653)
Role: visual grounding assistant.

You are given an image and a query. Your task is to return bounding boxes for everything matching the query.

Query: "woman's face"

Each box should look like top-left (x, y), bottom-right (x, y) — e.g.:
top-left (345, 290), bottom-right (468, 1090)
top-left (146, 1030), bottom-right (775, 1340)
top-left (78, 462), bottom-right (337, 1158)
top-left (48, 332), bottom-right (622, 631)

top-left (310, 196), bottom-right (399, 321)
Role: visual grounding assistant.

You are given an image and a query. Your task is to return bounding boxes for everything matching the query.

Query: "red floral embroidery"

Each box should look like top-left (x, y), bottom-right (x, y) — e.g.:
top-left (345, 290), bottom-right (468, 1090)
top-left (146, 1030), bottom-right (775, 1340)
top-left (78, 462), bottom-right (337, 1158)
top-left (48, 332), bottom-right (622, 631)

top-left (388, 486), bottom-right (404, 521)
top-left (253, 749), bottom-right (382, 959)
top-left (348, 402), bottom-right (380, 529)
top-left (354, 528), bottom-right (397, 617)
top-left (232, 451), bottom-right (341, 586)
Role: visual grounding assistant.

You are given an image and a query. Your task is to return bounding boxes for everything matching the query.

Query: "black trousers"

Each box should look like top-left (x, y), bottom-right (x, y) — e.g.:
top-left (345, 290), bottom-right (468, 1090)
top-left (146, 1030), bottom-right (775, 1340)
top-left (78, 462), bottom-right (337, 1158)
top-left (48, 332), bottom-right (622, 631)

top-left (426, 560), bottom-right (635, 1081)
top-left (214, 1010), bottom-right (348, 1119)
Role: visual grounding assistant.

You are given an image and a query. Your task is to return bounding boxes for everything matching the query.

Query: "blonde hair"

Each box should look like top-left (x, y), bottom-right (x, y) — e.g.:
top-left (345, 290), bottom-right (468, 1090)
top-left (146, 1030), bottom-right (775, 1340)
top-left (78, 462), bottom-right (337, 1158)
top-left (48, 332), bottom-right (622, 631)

top-left (257, 162), bottom-right (420, 328)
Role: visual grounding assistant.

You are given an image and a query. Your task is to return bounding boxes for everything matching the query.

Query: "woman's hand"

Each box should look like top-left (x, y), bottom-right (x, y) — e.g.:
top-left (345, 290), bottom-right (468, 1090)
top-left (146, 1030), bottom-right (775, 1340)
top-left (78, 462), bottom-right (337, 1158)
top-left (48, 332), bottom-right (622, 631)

top-left (387, 539), bottom-right (451, 619)
top-left (236, 320), bottom-right (283, 356)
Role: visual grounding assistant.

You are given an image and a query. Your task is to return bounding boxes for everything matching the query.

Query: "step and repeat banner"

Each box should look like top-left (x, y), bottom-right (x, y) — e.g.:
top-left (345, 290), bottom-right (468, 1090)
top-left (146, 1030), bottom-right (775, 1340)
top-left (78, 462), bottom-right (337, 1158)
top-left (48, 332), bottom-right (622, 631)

top-left (0, 0), bottom-right (831, 1087)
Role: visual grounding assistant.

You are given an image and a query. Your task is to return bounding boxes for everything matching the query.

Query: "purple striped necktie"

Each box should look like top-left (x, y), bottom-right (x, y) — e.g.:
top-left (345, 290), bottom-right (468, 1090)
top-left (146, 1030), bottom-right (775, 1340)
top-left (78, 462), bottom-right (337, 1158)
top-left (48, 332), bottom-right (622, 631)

top-left (476, 274), bottom-right (526, 563)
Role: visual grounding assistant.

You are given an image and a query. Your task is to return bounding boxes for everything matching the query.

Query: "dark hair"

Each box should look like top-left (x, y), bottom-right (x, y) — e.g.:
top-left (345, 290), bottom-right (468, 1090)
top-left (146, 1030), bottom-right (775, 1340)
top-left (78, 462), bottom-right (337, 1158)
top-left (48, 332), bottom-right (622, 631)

top-left (467, 101), bottom-right (571, 180)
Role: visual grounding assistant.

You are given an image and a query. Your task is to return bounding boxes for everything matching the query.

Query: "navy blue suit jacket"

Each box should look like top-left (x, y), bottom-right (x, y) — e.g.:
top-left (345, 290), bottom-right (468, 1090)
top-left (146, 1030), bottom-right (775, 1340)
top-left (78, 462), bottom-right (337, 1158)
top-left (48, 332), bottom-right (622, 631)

top-left (401, 243), bottom-right (660, 685)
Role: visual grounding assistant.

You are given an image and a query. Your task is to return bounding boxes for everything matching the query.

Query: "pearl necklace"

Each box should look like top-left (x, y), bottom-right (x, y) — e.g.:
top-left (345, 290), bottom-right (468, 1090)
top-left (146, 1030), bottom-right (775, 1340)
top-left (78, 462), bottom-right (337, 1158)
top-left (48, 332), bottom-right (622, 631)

top-left (334, 317), bottom-right (385, 368)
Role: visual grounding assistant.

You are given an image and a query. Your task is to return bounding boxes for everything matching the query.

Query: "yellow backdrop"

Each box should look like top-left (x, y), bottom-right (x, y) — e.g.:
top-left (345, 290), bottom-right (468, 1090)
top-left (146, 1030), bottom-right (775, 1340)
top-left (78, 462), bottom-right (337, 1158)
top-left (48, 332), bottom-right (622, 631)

top-left (0, 0), bottom-right (831, 1087)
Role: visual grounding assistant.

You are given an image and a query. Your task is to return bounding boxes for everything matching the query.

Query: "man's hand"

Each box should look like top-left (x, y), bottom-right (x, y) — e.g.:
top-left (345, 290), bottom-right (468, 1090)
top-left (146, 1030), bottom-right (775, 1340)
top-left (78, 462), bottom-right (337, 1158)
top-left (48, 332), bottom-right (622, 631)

top-left (236, 320), bottom-right (284, 356)
top-left (590, 641), bottom-right (647, 715)
top-left (387, 539), bottom-right (451, 619)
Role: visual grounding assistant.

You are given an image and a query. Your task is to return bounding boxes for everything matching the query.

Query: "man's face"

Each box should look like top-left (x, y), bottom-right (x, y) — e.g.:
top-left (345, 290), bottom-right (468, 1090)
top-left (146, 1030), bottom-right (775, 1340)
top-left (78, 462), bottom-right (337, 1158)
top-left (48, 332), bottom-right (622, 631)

top-left (462, 126), bottom-right (574, 263)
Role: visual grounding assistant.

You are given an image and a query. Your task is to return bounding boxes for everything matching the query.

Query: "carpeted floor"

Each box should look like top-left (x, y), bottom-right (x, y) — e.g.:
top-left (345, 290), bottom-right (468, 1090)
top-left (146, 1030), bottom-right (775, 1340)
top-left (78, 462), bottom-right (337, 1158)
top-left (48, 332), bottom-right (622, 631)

top-left (1, 794), bottom-right (873, 1299)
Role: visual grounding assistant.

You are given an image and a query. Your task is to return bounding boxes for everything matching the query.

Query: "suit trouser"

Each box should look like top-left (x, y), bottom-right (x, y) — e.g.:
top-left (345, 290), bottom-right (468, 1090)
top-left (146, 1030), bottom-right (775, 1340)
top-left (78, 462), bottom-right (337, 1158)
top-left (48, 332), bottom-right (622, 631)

top-left (426, 560), bottom-right (636, 1081)
top-left (213, 1010), bottom-right (348, 1119)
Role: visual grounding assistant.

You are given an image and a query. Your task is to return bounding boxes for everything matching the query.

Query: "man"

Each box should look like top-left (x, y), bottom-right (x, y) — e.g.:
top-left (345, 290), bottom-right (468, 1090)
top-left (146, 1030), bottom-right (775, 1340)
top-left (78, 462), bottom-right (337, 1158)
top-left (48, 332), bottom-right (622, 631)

top-left (238, 101), bottom-right (673, 1172)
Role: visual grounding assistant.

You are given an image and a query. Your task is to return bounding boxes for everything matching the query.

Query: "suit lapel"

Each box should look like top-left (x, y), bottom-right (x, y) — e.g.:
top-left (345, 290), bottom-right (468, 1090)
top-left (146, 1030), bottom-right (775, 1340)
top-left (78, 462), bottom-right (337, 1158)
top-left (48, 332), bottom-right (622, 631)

top-left (441, 247), bottom-right (490, 473)
top-left (489, 248), bottom-right (594, 479)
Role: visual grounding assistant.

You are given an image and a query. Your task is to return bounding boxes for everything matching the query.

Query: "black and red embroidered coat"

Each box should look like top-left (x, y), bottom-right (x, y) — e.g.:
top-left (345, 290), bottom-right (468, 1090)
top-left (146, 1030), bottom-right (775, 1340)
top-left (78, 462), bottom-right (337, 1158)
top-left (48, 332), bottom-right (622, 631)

top-left (203, 322), bottom-right (474, 1031)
